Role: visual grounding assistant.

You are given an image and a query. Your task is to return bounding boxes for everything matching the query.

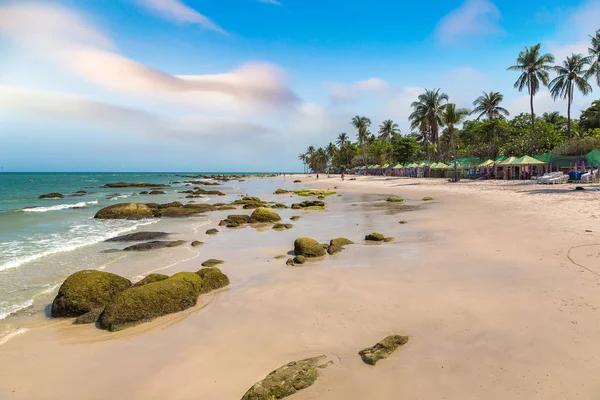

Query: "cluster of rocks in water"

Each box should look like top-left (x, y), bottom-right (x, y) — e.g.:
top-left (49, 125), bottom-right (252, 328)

top-left (365, 232), bottom-right (395, 242)
top-left (51, 267), bottom-right (230, 331)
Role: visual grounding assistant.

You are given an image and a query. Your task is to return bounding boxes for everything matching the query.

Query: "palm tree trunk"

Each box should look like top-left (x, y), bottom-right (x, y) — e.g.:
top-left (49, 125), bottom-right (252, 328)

top-left (567, 83), bottom-right (572, 141)
top-left (529, 82), bottom-right (536, 151)
top-left (451, 127), bottom-right (458, 182)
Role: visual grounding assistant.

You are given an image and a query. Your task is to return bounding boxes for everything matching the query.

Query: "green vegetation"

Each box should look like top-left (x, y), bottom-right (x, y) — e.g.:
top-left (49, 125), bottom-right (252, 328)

top-left (51, 270), bottom-right (131, 318)
top-left (358, 335), bottom-right (409, 365)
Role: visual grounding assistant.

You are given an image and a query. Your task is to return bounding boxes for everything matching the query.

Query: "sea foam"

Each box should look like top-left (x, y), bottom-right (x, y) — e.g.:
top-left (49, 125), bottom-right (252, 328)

top-left (21, 201), bottom-right (98, 213)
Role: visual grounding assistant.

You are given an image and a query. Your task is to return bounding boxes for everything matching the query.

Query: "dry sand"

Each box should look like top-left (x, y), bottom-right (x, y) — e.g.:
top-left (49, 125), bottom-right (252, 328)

top-left (1, 175), bottom-right (600, 399)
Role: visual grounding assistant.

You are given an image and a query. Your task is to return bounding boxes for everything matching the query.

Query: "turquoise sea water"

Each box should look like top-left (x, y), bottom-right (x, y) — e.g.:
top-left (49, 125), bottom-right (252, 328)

top-left (0, 172), bottom-right (257, 325)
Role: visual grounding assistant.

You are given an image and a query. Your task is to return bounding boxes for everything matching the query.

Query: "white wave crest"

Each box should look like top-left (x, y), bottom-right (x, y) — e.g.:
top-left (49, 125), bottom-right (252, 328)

top-left (21, 201), bottom-right (98, 213)
top-left (0, 328), bottom-right (29, 346)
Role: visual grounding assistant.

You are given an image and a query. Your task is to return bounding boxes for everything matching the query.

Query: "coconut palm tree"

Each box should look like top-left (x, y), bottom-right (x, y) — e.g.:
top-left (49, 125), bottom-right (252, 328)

top-left (410, 89), bottom-right (448, 155)
top-left (378, 119), bottom-right (400, 164)
top-left (298, 153), bottom-right (307, 173)
top-left (351, 116), bottom-right (371, 168)
top-left (441, 104), bottom-right (470, 182)
top-left (549, 53), bottom-right (593, 140)
top-left (507, 43), bottom-right (555, 150)
top-left (588, 29), bottom-right (600, 87)
top-left (326, 142), bottom-right (337, 158)
top-left (336, 132), bottom-right (349, 147)
top-left (409, 111), bottom-right (431, 160)
top-left (471, 91), bottom-right (510, 120)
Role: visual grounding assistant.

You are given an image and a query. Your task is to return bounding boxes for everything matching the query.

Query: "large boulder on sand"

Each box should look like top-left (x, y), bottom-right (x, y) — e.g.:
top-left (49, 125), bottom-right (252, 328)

top-left (241, 356), bottom-right (331, 400)
top-left (196, 267), bottom-right (230, 293)
top-left (249, 207), bottom-right (282, 223)
top-left (51, 270), bottom-right (131, 318)
top-left (358, 335), bottom-right (409, 365)
top-left (100, 272), bottom-right (202, 332)
top-left (294, 237), bottom-right (326, 258)
top-left (94, 203), bottom-right (155, 220)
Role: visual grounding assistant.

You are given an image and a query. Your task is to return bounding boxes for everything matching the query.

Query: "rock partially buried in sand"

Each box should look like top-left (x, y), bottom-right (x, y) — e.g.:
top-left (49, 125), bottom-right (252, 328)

top-left (241, 355), bottom-right (331, 400)
top-left (201, 259), bottom-right (224, 268)
top-left (384, 237), bottom-right (395, 243)
top-left (133, 274), bottom-right (169, 287)
top-left (290, 216), bottom-right (301, 221)
top-left (100, 272), bottom-right (202, 332)
top-left (327, 237), bottom-right (354, 254)
top-left (274, 189), bottom-right (290, 194)
top-left (272, 223), bottom-right (294, 230)
top-left (191, 241), bottom-right (204, 247)
top-left (386, 197), bottom-right (405, 203)
top-left (51, 270), bottom-right (131, 318)
top-left (365, 232), bottom-right (385, 242)
top-left (422, 197), bottom-right (434, 201)
top-left (294, 237), bottom-right (326, 258)
top-left (293, 180), bottom-right (302, 183)
top-left (220, 215), bottom-right (251, 228)
top-left (291, 200), bottom-right (325, 211)
top-left (196, 267), bottom-right (230, 293)
top-left (399, 220), bottom-right (408, 224)
top-left (105, 232), bottom-right (169, 242)
top-left (39, 192), bottom-right (64, 199)
top-left (250, 207), bottom-right (282, 223)
top-left (286, 258), bottom-right (295, 266)
top-left (293, 255), bottom-right (306, 264)
top-left (206, 228), bottom-right (219, 235)
top-left (94, 203), bottom-right (156, 220)
top-left (122, 240), bottom-right (185, 251)
top-left (358, 335), bottom-right (409, 365)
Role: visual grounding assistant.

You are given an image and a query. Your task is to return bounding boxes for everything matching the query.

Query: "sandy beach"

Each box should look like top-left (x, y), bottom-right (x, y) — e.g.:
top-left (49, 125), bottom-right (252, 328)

top-left (1, 175), bottom-right (600, 399)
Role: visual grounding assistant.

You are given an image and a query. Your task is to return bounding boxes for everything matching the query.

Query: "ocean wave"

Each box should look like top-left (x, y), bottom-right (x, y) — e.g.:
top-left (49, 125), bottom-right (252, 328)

top-left (109, 194), bottom-right (132, 201)
top-left (20, 201), bottom-right (98, 213)
top-left (0, 328), bottom-right (28, 346)
top-left (0, 299), bottom-right (34, 320)
top-left (0, 219), bottom-right (157, 272)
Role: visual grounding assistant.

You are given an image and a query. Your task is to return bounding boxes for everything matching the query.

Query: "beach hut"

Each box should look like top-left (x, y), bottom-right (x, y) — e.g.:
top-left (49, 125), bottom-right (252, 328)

top-left (509, 156), bottom-right (545, 179)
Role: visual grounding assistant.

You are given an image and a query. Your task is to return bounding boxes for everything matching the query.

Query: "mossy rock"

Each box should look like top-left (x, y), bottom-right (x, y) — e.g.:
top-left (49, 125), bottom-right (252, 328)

top-left (241, 356), bottom-right (330, 400)
top-left (286, 258), bottom-right (295, 266)
top-left (250, 207), bottom-right (282, 223)
top-left (273, 223), bottom-right (294, 230)
top-left (39, 192), bottom-right (64, 199)
top-left (206, 228), bottom-right (219, 235)
top-left (386, 197), bottom-right (405, 203)
top-left (191, 241), bottom-right (204, 247)
top-left (51, 270), bottom-right (132, 318)
top-left (196, 267), bottom-right (230, 294)
top-left (133, 274), bottom-right (169, 287)
top-left (148, 190), bottom-right (166, 195)
top-left (274, 189), bottom-right (290, 194)
top-left (422, 197), bottom-right (434, 201)
top-left (220, 215), bottom-right (251, 228)
top-left (105, 231), bottom-right (169, 242)
top-left (94, 203), bottom-right (155, 220)
top-left (73, 308), bottom-right (104, 325)
top-left (274, 255), bottom-right (286, 259)
top-left (330, 237), bottom-right (354, 247)
top-left (365, 232), bottom-right (385, 242)
top-left (291, 200), bottom-right (325, 210)
top-left (358, 335), bottom-right (409, 365)
top-left (293, 255), bottom-right (306, 265)
top-left (384, 237), bottom-right (395, 243)
top-left (290, 216), bottom-right (301, 221)
top-left (294, 237), bottom-right (326, 258)
top-left (306, 206), bottom-right (325, 211)
top-left (399, 220), bottom-right (408, 224)
top-left (271, 203), bottom-right (288, 209)
top-left (327, 244), bottom-right (342, 255)
top-left (292, 189), bottom-right (336, 197)
top-left (123, 240), bottom-right (185, 251)
top-left (202, 259), bottom-right (224, 267)
top-left (100, 272), bottom-right (202, 332)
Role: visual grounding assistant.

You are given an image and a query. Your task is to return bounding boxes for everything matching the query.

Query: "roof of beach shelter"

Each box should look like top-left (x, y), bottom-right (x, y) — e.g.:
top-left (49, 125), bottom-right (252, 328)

top-left (586, 149), bottom-right (600, 165)
top-left (429, 162), bottom-right (439, 169)
top-left (498, 156), bottom-right (518, 166)
top-left (509, 156), bottom-right (545, 166)
top-left (392, 163), bottom-right (403, 169)
top-left (479, 159), bottom-right (494, 167)
top-left (372, 164), bottom-right (381, 169)
top-left (437, 162), bottom-right (450, 169)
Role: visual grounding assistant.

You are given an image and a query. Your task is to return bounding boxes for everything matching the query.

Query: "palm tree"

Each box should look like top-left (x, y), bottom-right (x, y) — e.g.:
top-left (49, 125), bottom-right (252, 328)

top-left (549, 53), bottom-right (593, 140)
top-left (378, 119), bottom-right (400, 164)
top-left (471, 91), bottom-right (510, 120)
top-left (441, 104), bottom-right (470, 182)
top-left (507, 43), bottom-right (555, 150)
top-left (409, 111), bottom-right (430, 159)
top-left (410, 89), bottom-right (448, 156)
top-left (336, 132), bottom-right (349, 147)
top-left (326, 142), bottom-right (337, 158)
top-left (351, 116), bottom-right (371, 168)
top-left (298, 153), bottom-right (307, 173)
top-left (588, 29), bottom-right (600, 87)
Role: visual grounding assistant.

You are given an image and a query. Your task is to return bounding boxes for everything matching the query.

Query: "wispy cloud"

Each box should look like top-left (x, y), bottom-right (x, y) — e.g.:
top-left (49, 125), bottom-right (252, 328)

top-left (258, 0), bottom-right (282, 5)
top-left (131, 0), bottom-right (226, 33)
top-left (326, 78), bottom-right (390, 105)
top-left (435, 0), bottom-right (503, 44)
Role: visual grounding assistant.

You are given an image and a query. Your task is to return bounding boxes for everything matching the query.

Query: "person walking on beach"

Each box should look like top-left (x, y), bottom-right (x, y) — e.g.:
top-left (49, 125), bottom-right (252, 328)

top-left (341, 172), bottom-right (345, 181)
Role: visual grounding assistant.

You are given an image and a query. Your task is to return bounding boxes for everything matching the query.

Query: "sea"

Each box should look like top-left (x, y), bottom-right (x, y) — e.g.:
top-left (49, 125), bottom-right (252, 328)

top-left (0, 172), bottom-right (273, 342)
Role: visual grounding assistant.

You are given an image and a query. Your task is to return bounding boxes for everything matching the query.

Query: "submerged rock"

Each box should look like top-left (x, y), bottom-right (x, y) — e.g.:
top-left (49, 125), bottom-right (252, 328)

top-left (291, 200), bottom-right (325, 210)
top-left (250, 207), bottom-right (282, 223)
top-left (294, 237), bottom-right (326, 258)
top-left (220, 214), bottom-right (251, 227)
top-left (133, 274), bottom-right (169, 287)
top-left (290, 216), bottom-right (301, 221)
top-left (384, 237), bottom-right (395, 243)
top-left (241, 355), bottom-right (331, 400)
top-left (399, 220), bottom-right (408, 224)
top-left (201, 259), bottom-right (224, 267)
top-left (191, 241), bottom-right (204, 247)
top-left (51, 270), bottom-right (131, 318)
top-left (39, 192), bottom-right (64, 199)
top-left (272, 223), bottom-right (294, 230)
top-left (274, 189), bottom-right (290, 194)
top-left (103, 182), bottom-right (168, 188)
top-left (422, 197), bottom-right (434, 201)
top-left (105, 232), bottom-right (169, 242)
top-left (94, 203), bottom-right (156, 220)
top-left (148, 190), bottom-right (166, 195)
top-left (365, 232), bottom-right (385, 242)
top-left (196, 267), bottom-right (230, 293)
top-left (123, 240), bottom-right (185, 251)
top-left (386, 197), bottom-right (405, 203)
top-left (206, 228), bottom-right (219, 235)
top-left (358, 335), bottom-right (409, 365)
top-left (100, 272), bottom-right (202, 332)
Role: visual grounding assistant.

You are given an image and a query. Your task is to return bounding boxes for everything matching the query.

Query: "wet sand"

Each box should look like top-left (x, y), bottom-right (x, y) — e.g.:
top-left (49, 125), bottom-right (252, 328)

top-left (1, 175), bottom-right (600, 399)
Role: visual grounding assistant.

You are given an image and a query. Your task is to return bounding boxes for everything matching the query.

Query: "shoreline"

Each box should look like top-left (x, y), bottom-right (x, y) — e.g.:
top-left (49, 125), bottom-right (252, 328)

top-left (1, 175), bottom-right (600, 399)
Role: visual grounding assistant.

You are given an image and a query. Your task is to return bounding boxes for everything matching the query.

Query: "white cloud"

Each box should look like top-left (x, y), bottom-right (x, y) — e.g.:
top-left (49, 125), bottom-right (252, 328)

top-left (327, 78), bottom-right (390, 105)
top-left (0, 3), bottom-right (296, 113)
top-left (131, 0), bottom-right (225, 33)
top-left (505, 90), bottom-right (591, 119)
top-left (435, 0), bottom-right (503, 44)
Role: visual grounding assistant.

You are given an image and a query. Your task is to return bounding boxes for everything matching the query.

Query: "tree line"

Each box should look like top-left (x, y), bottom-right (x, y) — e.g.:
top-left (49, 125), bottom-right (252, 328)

top-left (299, 30), bottom-right (600, 174)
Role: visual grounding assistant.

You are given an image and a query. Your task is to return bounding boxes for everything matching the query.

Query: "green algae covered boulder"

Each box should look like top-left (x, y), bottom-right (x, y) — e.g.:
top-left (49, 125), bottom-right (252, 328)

top-left (274, 189), bottom-right (290, 194)
top-left (290, 216), bottom-right (301, 221)
top-left (241, 356), bottom-right (331, 400)
top-left (386, 197), bottom-right (404, 203)
top-left (196, 267), bottom-right (230, 293)
top-left (422, 197), bottom-right (434, 201)
top-left (73, 308), bottom-right (105, 325)
top-left (220, 214), bottom-right (251, 227)
top-left (250, 207), bottom-right (282, 223)
top-left (206, 228), bottom-right (219, 235)
top-left (358, 335), bottom-right (409, 365)
top-left (294, 237), bottom-right (326, 258)
top-left (202, 259), bottom-right (224, 267)
top-left (100, 272), bottom-right (202, 332)
top-left (286, 258), bottom-right (295, 266)
top-left (365, 232), bottom-right (385, 242)
top-left (94, 203), bottom-right (156, 220)
top-left (133, 274), bottom-right (169, 287)
top-left (51, 270), bottom-right (132, 318)
top-left (293, 255), bottom-right (306, 265)
top-left (327, 237), bottom-right (354, 255)
top-left (399, 220), bottom-right (408, 224)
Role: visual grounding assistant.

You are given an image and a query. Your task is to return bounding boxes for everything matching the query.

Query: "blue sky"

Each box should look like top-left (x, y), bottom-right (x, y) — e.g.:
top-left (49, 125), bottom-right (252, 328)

top-left (1, 0), bottom-right (599, 172)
